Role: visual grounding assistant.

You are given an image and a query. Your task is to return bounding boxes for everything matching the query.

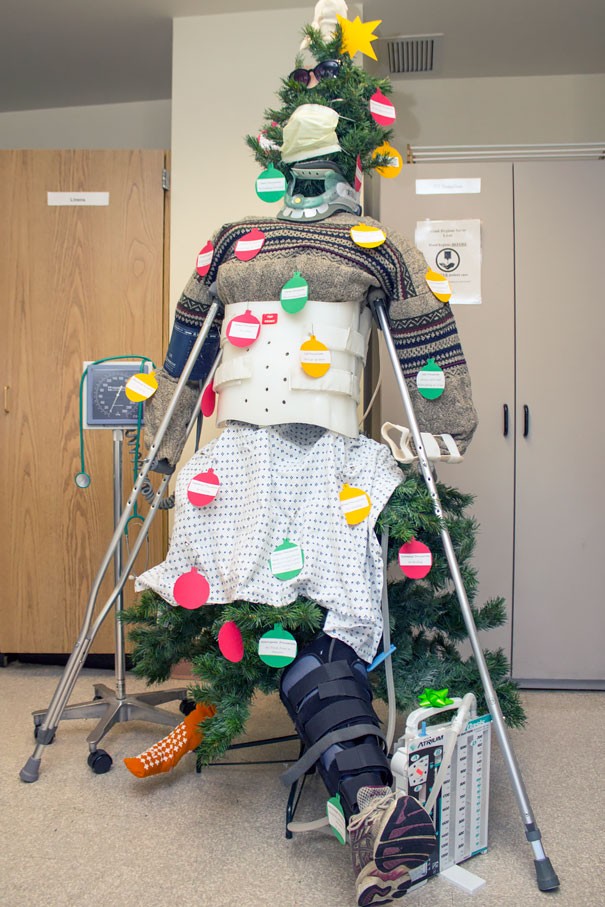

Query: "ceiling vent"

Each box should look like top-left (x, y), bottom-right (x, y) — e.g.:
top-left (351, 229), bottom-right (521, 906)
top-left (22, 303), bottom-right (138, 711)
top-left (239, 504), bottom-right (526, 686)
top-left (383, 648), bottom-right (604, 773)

top-left (378, 34), bottom-right (443, 77)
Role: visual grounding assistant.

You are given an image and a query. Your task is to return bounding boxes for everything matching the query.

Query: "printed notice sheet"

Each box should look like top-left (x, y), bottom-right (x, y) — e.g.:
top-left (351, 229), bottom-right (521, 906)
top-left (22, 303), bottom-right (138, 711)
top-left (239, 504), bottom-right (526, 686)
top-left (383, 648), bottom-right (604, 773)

top-left (415, 220), bottom-right (482, 305)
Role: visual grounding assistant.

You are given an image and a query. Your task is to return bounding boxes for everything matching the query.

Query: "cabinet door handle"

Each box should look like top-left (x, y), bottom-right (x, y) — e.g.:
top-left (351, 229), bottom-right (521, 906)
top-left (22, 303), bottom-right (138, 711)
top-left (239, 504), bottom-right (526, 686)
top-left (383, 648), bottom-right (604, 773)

top-left (3, 385), bottom-right (9, 414)
top-left (523, 404), bottom-right (530, 438)
top-left (503, 404), bottom-right (509, 437)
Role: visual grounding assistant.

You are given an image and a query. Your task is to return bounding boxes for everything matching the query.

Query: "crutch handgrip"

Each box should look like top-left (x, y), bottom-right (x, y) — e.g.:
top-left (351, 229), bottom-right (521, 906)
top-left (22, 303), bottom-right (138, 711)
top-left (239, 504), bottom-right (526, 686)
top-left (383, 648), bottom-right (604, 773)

top-left (381, 421), bottom-right (462, 464)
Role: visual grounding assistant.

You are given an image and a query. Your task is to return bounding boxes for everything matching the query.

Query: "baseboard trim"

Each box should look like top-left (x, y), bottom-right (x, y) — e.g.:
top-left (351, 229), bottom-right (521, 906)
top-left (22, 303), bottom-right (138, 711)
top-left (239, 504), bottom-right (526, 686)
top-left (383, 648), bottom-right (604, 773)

top-left (1, 653), bottom-right (134, 670)
top-left (515, 677), bottom-right (605, 691)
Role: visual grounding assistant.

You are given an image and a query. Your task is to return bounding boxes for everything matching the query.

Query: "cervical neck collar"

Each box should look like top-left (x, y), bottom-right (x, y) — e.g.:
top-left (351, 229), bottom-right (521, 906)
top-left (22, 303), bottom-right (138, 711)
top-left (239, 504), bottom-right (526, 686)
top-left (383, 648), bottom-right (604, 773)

top-left (277, 160), bottom-right (361, 223)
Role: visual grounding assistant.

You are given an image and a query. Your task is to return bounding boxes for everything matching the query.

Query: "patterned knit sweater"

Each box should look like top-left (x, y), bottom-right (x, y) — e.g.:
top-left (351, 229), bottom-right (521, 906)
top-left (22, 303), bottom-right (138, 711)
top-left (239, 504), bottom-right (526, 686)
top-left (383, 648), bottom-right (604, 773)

top-left (149, 212), bottom-right (477, 462)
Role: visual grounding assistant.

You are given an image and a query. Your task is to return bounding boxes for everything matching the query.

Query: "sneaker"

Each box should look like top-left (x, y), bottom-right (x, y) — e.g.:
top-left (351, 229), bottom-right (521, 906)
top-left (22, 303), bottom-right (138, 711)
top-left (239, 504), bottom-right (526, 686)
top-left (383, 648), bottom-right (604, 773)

top-left (348, 787), bottom-right (437, 906)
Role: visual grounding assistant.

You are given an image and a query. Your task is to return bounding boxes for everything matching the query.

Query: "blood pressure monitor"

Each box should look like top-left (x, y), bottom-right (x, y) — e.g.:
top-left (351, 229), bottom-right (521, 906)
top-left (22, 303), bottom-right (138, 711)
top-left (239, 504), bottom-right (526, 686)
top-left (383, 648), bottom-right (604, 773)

top-left (84, 361), bottom-right (151, 428)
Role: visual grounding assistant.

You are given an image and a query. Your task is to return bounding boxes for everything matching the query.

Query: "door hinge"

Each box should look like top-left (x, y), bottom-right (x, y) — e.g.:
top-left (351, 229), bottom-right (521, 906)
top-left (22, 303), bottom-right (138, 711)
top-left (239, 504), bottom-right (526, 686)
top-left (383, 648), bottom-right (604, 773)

top-left (162, 169), bottom-right (170, 191)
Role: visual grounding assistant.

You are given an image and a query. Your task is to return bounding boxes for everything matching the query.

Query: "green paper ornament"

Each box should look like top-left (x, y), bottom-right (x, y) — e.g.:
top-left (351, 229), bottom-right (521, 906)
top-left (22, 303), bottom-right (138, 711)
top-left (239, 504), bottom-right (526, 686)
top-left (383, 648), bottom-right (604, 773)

top-left (269, 538), bottom-right (304, 581)
top-left (280, 271), bottom-right (309, 313)
top-left (326, 794), bottom-right (347, 845)
top-left (416, 358), bottom-right (445, 400)
top-left (258, 623), bottom-right (298, 668)
top-left (255, 163), bottom-right (286, 203)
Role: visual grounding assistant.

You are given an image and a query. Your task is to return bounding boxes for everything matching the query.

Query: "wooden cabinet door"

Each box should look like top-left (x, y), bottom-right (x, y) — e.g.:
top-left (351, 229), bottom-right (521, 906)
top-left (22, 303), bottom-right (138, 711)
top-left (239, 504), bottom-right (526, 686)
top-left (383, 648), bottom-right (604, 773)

top-left (512, 161), bottom-right (605, 685)
top-left (372, 163), bottom-right (516, 658)
top-left (0, 150), bottom-right (168, 653)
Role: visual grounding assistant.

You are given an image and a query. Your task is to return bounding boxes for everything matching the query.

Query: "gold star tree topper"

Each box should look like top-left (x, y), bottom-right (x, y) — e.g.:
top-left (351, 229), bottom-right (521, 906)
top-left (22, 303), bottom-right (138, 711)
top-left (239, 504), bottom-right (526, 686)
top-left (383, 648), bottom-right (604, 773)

top-left (337, 14), bottom-right (382, 60)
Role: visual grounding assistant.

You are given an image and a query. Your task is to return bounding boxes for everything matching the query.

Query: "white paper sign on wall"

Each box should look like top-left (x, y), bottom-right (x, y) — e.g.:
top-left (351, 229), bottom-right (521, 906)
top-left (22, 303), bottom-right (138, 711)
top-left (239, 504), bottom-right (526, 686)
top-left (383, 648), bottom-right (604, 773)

top-left (415, 178), bottom-right (481, 195)
top-left (415, 219), bottom-right (482, 305)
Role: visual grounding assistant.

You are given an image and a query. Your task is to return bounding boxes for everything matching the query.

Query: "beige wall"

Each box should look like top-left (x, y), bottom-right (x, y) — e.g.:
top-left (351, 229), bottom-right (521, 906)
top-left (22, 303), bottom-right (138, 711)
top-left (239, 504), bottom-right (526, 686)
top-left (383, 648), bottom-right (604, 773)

top-left (170, 8), bottom-right (311, 313)
top-left (388, 73), bottom-right (605, 148)
top-left (170, 7), bottom-right (313, 450)
top-left (0, 99), bottom-right (171, 149)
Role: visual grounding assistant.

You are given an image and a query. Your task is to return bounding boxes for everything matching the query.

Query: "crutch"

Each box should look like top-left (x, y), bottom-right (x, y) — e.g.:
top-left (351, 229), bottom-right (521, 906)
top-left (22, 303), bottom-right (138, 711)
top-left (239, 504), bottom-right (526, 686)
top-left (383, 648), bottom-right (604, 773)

top-left (20, 302), bottom-right (222, 783)
top-left (370, 293), bottom-right (560, 893)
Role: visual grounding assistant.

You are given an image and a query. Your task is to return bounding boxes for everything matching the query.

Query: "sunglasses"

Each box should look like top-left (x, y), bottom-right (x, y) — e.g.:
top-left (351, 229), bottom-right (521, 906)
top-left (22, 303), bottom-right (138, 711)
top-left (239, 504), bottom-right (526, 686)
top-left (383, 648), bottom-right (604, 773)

top-left (289, 59), bottom-right (341, 86)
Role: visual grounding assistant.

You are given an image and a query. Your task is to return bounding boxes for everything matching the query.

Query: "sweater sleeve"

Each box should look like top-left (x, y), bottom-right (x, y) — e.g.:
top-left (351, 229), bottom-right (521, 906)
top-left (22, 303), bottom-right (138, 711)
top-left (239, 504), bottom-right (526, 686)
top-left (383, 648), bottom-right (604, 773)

top-left (163, 269), bottom-right (223, 382)
top-left (375, 223), bottom-right (478, 456)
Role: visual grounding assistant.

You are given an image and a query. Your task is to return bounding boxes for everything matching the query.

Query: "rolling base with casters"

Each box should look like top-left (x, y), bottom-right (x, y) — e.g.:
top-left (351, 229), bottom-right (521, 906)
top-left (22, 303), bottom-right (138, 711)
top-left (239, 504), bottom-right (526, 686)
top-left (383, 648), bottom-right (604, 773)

top-left (20, 315), bottom-right (221, 784)
top-left (30, 682), bottom-right (189, 776)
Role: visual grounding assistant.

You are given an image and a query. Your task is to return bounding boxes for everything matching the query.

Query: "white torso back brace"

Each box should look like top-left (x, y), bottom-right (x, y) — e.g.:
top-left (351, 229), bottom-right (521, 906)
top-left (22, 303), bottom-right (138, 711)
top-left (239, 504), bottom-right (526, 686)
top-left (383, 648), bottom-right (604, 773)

top-left (214, 300), bottom-right (372, 438)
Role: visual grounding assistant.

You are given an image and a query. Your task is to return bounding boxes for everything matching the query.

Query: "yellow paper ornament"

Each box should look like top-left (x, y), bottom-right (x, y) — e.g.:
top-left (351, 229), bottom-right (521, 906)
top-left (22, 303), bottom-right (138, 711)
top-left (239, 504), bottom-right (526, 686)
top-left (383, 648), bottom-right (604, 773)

top-left (124, 371), bottom-right (158, 403)
top-left (300, 335), bottom-right (331, 378)
top-left (426, 269), bottom-right (452, 303)
top-left (339, 483), bottom-right (372, 525)
top-left (373, 142), bottom-right (403, 178)
top-left (350, 223), bottom-right (387, 249)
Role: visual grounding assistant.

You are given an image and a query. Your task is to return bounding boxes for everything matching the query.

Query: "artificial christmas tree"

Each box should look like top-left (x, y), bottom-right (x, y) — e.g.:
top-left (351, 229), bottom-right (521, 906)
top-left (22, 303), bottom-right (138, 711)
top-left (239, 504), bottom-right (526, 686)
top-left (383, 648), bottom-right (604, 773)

top-left (245, 22), bottom-right (395, 190)
top-left (123, 466), bottom-right (524, 770)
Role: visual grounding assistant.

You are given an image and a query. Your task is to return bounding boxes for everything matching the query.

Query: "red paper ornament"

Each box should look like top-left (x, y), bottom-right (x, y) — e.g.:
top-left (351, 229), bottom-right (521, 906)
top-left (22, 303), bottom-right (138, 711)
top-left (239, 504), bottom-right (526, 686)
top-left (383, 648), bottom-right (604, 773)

top-left (234, 228), bottom-right (266, 261)
top-left (187, 468), bottom-right (220, 507)
top-left (173, 567), bottom-right (210, 609)
top-left (398, 539), bottom-right (433, 579)
top-left (369, 89), bottom-right (396, 126)
top-left (201, 379), bottom-right (216, 417)
top-left (226, 309), bottom-right (261, 347)
top-left (196, 241), bottom-right (214, 277)
top-left (218, 621), bottom-right (244, 662)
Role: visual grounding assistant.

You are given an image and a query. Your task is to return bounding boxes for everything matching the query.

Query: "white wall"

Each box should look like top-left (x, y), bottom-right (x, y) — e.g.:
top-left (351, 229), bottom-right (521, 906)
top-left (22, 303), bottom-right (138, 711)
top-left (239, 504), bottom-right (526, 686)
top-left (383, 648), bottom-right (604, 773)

top-left (170, 7), bottom-right (312, 451)
top-left (170, 8), bottom-right (312, 313)
top-left (0, 99), bottom-right (171, 149)
top-left (388, 73), bottom-right (605, 147)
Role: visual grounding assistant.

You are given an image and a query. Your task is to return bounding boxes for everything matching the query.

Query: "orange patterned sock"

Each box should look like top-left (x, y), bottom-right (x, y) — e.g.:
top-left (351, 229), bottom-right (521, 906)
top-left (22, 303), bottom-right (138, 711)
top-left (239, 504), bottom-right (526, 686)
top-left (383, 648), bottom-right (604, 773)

top-left (123, 702), bottom-right (215, 778)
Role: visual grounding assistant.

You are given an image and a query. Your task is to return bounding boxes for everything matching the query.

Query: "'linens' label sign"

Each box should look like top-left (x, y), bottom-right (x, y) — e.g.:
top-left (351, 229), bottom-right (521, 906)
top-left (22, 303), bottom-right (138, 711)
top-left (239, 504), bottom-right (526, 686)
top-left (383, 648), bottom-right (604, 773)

top-left (47, 192), bottom-right (109, 206)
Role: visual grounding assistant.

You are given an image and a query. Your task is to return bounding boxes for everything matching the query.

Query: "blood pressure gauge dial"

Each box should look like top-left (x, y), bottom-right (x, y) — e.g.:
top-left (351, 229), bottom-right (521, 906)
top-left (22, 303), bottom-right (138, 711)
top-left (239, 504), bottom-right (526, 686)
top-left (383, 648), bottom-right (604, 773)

top-left (85, 361), bottom-right (147, 428)
top-left (74, 359), bottom-right (153, 490)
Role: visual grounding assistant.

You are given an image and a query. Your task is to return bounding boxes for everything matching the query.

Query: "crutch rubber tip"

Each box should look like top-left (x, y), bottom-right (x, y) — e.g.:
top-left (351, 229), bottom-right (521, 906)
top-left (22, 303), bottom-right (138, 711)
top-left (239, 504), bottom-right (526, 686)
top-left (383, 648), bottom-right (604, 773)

top-left (19, 757), bottom-right (41, 783)
top-left (534, 858), bottom-right (560, 891)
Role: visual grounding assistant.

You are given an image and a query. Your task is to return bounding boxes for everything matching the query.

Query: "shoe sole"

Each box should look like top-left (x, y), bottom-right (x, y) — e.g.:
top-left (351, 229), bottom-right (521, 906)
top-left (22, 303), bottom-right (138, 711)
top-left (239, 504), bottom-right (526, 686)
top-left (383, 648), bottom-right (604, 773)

top-left (374, 795), bottom-right (437, 874)
top-left (356, 797), bottom-right (436, 905)
top-left (357, 865), bottom-right (412, 906)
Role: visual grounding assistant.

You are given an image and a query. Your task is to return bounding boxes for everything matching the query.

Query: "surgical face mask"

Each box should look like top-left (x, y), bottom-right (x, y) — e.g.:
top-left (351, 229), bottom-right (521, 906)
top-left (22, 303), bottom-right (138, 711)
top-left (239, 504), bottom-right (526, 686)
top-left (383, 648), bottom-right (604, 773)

top-left (280, 104), bottom-right (341, 164)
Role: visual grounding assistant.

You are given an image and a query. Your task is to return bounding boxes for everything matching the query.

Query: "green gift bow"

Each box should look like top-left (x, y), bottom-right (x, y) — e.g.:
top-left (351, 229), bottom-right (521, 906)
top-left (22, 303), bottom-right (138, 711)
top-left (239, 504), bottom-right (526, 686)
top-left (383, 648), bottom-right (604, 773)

top-left (419, 688), bottom-right (454, 709)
